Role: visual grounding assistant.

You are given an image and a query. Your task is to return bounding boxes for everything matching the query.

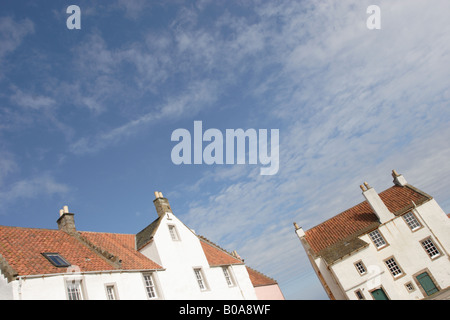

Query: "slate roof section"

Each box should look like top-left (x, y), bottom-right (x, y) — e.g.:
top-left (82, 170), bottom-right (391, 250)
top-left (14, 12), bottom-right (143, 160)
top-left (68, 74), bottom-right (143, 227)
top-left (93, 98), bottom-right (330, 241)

top-left (304, 184), bottom-right (432, 261)
top-left (135, 217), bottom-right (162, 250)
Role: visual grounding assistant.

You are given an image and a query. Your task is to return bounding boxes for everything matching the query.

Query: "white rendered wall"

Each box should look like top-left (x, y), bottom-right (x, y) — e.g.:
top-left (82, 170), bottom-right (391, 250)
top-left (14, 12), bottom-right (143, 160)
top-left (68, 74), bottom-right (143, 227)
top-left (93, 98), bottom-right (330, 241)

top-left (330, 200), bottom-right (450, 300)
top-left (0, 273), bottom-right (13, 299)
top-left (5, 271), bottom-right (162, 300)
top-left (140, 212), bottom-right (257, 300)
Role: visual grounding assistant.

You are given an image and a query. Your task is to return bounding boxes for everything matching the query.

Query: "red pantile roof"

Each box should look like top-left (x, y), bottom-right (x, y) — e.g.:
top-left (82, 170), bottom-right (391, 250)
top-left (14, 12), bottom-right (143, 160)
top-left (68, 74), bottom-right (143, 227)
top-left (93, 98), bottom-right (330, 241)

top-left (199, 237), bottom-right (243, 266)
top-left (1, 218), bottom-right (277, 288)
top-left (305, 184), bottom-right (431, 255)
top-left (246, 266), bottom-right (278, 287)
top-left (198, 237), bottom-right (277, 288)
top-left (79, 231), bottom-right (162, 270)
top-left (0, 226), bottom-right (162, 278)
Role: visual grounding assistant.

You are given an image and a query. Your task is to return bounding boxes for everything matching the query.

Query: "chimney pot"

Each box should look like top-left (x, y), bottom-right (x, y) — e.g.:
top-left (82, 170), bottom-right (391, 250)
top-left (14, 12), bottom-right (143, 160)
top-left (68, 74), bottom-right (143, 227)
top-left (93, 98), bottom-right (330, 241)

top-left (392, 170), bottom-right (407, 186)
top-left (57, 206), bottom-right (76, 233)
top-left (153, 191), bottom-right (172, 217)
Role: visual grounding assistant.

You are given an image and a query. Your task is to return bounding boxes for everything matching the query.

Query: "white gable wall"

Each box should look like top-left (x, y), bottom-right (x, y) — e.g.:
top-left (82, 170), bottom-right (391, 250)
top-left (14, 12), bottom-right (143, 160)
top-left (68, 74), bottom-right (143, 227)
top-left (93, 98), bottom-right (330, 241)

top-left (139, 212), bottom-right (257, 299)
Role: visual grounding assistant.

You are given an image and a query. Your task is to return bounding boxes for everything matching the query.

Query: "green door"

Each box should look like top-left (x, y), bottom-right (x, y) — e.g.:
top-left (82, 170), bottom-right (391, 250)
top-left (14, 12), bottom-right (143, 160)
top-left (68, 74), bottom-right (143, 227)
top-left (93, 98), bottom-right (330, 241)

top-left (371, 288), bottom-right (389, 300)
top-left (416, 272), bottom-right (439, 296)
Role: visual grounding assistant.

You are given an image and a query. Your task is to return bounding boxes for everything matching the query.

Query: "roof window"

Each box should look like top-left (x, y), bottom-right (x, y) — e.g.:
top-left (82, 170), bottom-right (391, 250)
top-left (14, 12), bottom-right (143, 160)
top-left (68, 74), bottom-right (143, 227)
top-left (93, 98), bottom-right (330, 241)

top-left (42, 252), bottom-right (71, 267)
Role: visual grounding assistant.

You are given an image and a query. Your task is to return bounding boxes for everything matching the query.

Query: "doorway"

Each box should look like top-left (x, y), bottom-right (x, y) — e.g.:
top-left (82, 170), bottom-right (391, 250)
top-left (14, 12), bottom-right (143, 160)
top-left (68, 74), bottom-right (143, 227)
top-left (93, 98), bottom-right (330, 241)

top-left (371, 287), bottom-right (389, 300)
top-left (416, 272), bottom-right (439, 296)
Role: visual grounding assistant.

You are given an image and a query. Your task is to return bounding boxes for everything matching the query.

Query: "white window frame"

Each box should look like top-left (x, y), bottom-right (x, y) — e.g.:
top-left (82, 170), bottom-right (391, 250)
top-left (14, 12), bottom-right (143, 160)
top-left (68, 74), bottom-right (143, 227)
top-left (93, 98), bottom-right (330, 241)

top-left (143, 273), bottom-right (158, 299)
top-left (222, 266), bottom-right (235, 287)
top-left (420, 237), bottom-right (441, 260)
top-left (369, 229), bottom-right (387, 249)
top-left (194, 268), bottom-right (208, 291)
top-left (384, 256), bottom-right (404, 279)
top-left (168, 224), bottom-right (180, 241)
top-left (403, 211), bottom-right (422, 231)
top-left (105, 283), bottom-right (119, 300)
top-left (66, 279), bottom-right (84, 300)
top-left (354, 260), bottom-right (367, 275)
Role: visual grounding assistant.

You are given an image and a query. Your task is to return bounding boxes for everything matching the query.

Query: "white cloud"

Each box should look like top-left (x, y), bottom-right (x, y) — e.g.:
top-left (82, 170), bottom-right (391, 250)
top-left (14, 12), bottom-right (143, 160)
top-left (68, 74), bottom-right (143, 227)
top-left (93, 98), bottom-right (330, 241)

top-left (0, 16), bottom-right (34, 61)
top-left (0, 173), bottom-right (70, 214)
top-left (176, 0), bottom-right (450, 299)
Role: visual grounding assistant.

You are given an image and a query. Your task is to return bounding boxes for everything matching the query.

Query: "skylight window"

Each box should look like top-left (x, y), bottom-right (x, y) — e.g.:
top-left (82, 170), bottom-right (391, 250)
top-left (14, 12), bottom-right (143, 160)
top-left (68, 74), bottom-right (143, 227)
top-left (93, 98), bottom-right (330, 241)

top-left (42, 253), bottom-right (71, 267)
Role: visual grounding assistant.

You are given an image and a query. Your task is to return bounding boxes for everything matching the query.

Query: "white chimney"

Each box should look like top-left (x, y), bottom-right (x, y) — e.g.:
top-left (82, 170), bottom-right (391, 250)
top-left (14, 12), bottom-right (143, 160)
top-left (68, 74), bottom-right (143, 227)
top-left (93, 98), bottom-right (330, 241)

top-left (392, 169), bottom-right (407, 186)
top-left (293, 222), bottom-right (305, 238)
top-left (361, 182), bottom-right (392, 224)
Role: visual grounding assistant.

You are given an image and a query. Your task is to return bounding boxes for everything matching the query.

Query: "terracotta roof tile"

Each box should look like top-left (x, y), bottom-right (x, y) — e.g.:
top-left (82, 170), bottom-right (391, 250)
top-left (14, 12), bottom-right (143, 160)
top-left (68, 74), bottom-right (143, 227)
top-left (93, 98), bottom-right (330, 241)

top-left (80, 231), bottom-right (162, 270)
top-left (245, 266), bottom-right (277, 287)
top-left (0, 226), bottom-right (162, 278)
top-left (199, 237), bottom-right (243, 266)
top-left (305, 184), bottom-right (431, 255)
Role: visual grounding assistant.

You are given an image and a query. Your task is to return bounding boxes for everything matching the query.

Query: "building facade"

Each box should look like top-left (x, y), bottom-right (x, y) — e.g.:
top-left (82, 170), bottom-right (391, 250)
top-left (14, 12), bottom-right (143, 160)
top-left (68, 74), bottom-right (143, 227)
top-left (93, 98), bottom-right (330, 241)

top-left (294, 170), bottom-right (450, 300)
top-left (0, 192), bottom-right (283, 300)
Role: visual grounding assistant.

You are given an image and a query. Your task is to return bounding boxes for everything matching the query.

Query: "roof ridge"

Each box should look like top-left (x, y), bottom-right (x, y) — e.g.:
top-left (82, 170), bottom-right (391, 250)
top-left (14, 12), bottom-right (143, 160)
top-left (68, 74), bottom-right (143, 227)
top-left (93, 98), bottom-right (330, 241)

top-left (245, 265), bottom-right (277, 284)
top-left (0, 225), bottom-right (59, 232)
top-left (198, 235), bottom-right (244, 262)
top-left (75, 232), bottom-right (123, 269)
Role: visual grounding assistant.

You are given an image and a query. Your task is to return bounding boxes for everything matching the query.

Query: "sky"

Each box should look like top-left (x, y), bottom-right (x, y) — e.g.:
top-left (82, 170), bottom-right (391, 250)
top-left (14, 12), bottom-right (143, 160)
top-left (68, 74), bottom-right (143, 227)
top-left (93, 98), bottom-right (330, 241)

top-left (0, 0), bottom-right (449, 300)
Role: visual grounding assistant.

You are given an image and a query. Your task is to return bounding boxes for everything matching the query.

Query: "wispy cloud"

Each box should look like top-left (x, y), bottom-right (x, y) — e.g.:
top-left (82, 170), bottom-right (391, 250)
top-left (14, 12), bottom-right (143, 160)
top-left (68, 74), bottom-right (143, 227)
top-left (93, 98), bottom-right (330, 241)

top-left (0, 172), bottom-right (70, 214)
top-left (69, 79), bottom-right (218, 155)
top-left (175, 0), bottom-right (450, 298)
top-left (0, 16), bottom-right (34, 61)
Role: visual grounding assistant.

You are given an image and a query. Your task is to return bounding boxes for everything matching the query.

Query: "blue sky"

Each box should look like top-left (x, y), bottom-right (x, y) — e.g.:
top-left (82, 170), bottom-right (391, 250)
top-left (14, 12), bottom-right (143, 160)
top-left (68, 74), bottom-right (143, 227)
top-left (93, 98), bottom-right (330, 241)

top-left (1, 0), bottom-right (449, 299)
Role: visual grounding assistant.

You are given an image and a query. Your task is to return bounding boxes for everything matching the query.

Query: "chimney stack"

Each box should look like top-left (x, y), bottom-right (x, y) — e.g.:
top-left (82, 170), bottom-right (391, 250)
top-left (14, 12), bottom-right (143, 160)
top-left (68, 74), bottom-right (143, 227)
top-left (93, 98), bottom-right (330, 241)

top-left (361, 182), bottom-right (392, 224)
top-left (153, 191), bottom-right (173, 217)
top-left (392, 169), bottom-right (407, 186)
top-left (57, 205), bottom-right (76, 234)
top-left (293, 222), bottom-right (305, 238)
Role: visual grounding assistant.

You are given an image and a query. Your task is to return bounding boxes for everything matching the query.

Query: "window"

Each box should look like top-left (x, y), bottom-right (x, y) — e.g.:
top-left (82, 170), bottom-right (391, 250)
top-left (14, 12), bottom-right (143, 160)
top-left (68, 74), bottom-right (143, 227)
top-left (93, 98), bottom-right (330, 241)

top-left (369, 230), bottom-right (387, 249)
top-left (106, 285), bottom-right (117, 300)
top-left (355, 289), bottom-right (365, 300)
top-left (384, 257), bottom-right (403, 278)
top-left (403, 212), bottom-right (421, 231)
top-left (168, 225), bottom-right (180, 241)
top-left (42, 253), bottom-right (71, 267)
top-left (222, 266), bottom-right (235, 286)
top-left (194, 268), bottom-right (207, 291)
top-left (354, 261), bottom-right (367, 275)
top-left (421, 238), bottom-right (440, 259)
top-left (405, 282), bottom-right (415, 293)
top-left (66, 280), bottom-right (83, 300)
top-left (143, 273), bottom-right (157, 299)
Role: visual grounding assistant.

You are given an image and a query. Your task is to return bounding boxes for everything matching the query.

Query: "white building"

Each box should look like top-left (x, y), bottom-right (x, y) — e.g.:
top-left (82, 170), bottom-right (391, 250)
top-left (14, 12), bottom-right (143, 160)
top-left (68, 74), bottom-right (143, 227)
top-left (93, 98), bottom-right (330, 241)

top-left (294, 170), bottom-right (450, 300)
top-left (0, 192), bottom-right (283, 300)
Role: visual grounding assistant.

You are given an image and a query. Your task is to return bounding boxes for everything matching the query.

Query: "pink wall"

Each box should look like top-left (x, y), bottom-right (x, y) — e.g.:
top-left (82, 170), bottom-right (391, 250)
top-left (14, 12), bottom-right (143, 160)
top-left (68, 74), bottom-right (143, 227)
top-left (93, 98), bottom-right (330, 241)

top-left (254, 284), bottom-right (285, 300)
